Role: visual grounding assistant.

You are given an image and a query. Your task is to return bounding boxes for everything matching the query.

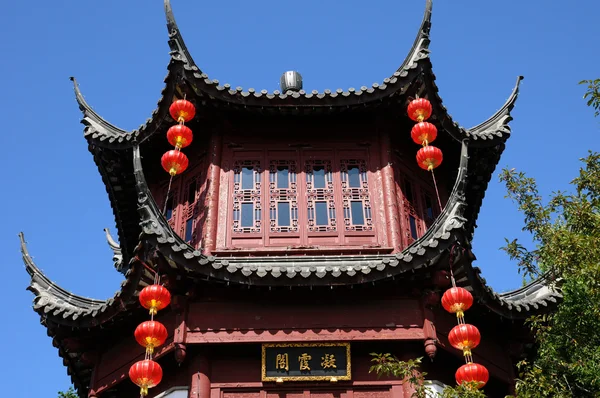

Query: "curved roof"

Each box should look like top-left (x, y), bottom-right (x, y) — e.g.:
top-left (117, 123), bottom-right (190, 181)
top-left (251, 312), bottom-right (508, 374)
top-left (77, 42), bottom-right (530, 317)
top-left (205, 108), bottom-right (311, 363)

top-left (71, 0), bottom-right (522, 151)
top-left (164, 0), bottom-right (431, 105)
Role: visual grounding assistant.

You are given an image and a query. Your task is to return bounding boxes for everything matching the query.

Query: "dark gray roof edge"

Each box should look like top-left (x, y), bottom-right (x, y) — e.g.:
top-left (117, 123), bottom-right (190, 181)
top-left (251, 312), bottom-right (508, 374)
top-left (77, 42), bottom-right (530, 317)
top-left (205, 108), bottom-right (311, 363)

top-left (20, 232), bottom-right (108, 309)
top-left (20, 230), bottom-right (152, 327)
top-left (464, 76), bottom-right (524, 145)
top-left (465, 265), bottom-right (562, 319)
top-left (497, 273), bottom-right (562, 301)
top-left (71, 64), bottom-right (181, 149)
top-left (104, 227), bottom-right (125, 274)
top-left (70, 77), bottom-right (131, 141)
top-left (134, 140), bottom-right (469, 285)
top-left (166, 0), bottom-right (432, 102)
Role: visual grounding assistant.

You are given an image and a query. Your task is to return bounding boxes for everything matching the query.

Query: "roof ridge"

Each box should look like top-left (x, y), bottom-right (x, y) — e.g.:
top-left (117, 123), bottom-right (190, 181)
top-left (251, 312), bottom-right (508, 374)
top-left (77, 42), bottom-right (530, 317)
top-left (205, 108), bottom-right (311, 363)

top-left (164, 0), bottom-right (432, 97)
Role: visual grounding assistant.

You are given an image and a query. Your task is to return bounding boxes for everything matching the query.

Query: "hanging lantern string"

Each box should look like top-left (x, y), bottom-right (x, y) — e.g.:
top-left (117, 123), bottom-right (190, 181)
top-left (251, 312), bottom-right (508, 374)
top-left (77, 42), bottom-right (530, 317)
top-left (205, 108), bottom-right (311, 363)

top-left (140, 261), bottom-right (158, 277)
top-left (430, 169), bottom-right (443, 214)
top-left (161, 175), bottom-right (175, 216)
top-left (448, 245), bottom-right (457, 288)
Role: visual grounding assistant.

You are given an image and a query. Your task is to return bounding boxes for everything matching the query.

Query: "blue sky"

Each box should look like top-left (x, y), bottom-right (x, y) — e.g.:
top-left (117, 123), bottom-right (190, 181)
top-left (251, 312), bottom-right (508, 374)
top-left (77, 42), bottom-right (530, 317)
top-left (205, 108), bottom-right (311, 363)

top-left (1, 0), bottom-right (598, 396)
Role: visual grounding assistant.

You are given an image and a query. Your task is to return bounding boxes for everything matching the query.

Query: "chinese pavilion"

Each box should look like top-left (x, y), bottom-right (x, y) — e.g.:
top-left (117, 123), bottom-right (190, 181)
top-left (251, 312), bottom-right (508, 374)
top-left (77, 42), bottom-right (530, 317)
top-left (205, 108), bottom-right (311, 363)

top-left (22, 1), bottom-right (561, 397)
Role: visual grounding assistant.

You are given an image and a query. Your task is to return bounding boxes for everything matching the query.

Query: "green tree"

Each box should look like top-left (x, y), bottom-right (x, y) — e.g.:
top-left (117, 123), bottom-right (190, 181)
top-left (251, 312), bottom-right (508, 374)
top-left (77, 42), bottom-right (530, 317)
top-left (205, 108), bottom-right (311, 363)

top-left (580, 79), bottom-right (600, 117)
top-left (501, 81), bottom-right (600, 397)
top-left (58, 387), bottom-right (78, 398)
top-left (369, 354), bottom-right (486, 398)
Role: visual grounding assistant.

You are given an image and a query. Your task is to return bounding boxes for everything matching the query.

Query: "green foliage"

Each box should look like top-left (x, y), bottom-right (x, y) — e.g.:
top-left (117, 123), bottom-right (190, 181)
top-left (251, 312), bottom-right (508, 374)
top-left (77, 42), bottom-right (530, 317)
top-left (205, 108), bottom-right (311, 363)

top-left (369, 353), bottom-right (427, 398)
top-left (499, 80), bottom-right (600, 396)
top-left (58, 387), bottom-right (78, 398)
top-left (500, 153), bottom-right (600, 395)
top-left (368, 353), bottom-right (486, 398)
top-left (579, 79), bottom-right (600, 117)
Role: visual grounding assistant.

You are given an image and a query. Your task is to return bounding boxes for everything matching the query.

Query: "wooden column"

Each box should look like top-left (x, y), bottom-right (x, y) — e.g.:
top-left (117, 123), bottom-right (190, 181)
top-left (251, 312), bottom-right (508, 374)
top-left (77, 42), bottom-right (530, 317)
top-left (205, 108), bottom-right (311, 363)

top-left (379, 130), bottom-right (402, 252)
top-left (189, 354), bottom-right (211, 398)
top-left (422, 292), bottom-right (439, 360)
top-left (202, 129), bottom-right (222, 255)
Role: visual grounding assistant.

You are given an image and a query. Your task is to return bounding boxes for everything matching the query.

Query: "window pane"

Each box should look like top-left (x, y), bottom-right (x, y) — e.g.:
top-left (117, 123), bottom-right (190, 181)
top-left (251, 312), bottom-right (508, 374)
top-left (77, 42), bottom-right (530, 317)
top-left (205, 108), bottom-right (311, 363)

top-left (276, 166), bottom-right (289, 189)
top-left (277, 202), bottom-right (290, 226)
top-left (313, 166), bottom-right (325, 189)
top-left (241, 167), bottom-right (254, 190)
top-left (315, 201), bottom-right (328, 225)
top-left (185, 218), bottom-right (193, 242)
top-left (347, 166), bottom-right (361, 187)
top-left (241, 203), bottom-right (254, 227)
top-left (350, 201), bottom-right (365, 225)
top-left (187, 180), bottom-right (197, 203)
top-left (409, 215), bottom-right (418, 240)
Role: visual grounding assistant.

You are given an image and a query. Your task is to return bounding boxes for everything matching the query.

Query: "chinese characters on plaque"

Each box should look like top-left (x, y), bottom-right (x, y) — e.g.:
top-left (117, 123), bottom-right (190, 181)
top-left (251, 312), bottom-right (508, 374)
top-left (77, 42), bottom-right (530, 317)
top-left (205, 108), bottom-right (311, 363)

top-left (262, 343), bottom-right (351, 381)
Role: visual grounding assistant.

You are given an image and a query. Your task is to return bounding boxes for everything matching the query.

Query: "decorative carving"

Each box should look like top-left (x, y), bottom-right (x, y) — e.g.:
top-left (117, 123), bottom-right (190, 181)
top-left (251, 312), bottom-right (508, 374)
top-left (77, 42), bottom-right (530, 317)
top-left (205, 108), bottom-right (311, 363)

top-left (305, 159), bottom-right (336, 232)
top-left (232, 160), bottom-right (262, 233)
top-left (175, 343), bottom-right (187, 365)
top-left (269, 160), bottom-right (298, 233)
top-left (424, 339), bottom-right (437, 360)
top-left (104, 228), bottom-right (124, 274)
top-left (340, 159), bottom-right (373, 231)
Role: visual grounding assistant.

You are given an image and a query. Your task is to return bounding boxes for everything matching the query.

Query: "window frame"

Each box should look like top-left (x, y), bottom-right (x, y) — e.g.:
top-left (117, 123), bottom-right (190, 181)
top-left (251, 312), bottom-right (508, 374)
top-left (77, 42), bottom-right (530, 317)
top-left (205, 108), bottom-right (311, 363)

top-left (225, 148), bottom-right (380, 249)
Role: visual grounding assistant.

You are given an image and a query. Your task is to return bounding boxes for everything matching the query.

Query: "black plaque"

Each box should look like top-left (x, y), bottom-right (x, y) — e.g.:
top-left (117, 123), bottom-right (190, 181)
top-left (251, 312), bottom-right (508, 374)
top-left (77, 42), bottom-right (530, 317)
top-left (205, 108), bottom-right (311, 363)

top-left (261, 343), bottom-right (351, 381)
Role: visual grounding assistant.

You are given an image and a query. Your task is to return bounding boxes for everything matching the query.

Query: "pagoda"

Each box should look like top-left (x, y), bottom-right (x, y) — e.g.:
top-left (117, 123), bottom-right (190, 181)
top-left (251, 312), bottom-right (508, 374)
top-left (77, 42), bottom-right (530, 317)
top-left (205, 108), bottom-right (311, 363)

top-left (22, 1), bottom-right (561, 397)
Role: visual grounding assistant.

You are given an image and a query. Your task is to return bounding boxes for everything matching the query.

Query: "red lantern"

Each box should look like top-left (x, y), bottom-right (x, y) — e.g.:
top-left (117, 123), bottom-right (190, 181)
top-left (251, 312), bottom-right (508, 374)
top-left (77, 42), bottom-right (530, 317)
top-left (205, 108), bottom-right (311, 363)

top-left (455, 363), bottom-right (489, 389)
top-left (134, 321), bottom-right (168, 355)
top-left (441, 287), bottom-right (473, 318)
top-left (129, 359), bottom-right (163, 396)
top-left (161, 150), bottom-right (189, 176)
top-left (448, 324), bottom-right (481, 356)
top-left (139, 284), bottom-right (171, 315)
top-left (416, 146), bottom-right (443, 171)
top-left (407, 98), bottom-right (432, 122)
top-left (411, 122), bottom-right (437, 146)
top-left (167, 124), bottom-right (194, 149)
top-left (169, 99), bottom-right (196, 123)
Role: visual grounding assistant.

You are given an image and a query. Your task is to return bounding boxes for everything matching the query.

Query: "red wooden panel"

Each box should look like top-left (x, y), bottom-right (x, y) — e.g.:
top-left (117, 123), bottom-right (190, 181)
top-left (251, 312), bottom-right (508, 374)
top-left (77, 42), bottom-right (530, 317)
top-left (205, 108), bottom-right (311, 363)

top-left (186, 328), bottom-right (424, 344)
top-left (224, 392), bottom-right (261, 398)
top-left (187, 300), bottom-right (422, 332)
top-left (354, 389), bottom-right (391, 398)
top-left (218, 136), bottom-right (385, 251)
top-left (266, 392), bottom-right (304, 398)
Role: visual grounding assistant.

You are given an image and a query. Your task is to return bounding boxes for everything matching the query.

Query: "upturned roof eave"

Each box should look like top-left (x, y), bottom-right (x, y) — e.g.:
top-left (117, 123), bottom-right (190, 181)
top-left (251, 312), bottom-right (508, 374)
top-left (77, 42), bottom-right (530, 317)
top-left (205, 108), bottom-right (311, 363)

top-left (74, 0), bottom-right (522, 151)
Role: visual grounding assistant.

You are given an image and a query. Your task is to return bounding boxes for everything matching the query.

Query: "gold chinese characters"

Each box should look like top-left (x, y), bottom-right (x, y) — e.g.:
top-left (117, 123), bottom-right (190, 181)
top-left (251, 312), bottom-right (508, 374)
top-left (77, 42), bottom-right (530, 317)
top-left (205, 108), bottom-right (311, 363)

top-left (298, 353), bottom-right (312, 370)
top-left (321, 354), bottom-right (336, 369)
top-left (276, 353), bottom-right (289, 371)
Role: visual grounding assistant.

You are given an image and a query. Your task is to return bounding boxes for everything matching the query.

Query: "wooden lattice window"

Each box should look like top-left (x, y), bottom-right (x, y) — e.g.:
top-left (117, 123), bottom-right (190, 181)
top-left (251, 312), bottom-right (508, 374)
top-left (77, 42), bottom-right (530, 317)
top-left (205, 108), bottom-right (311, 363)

top-left (269, 160), bottom-right (298, 233)
top-left (232, 160), bottom-right (262, 233)
top-left (396, 172), bottom-right (442, 246)
top-left (157, 162), bottom-right (206, 247)
top-left (225, 149), bottom-right (380, 249)
top-left (305, 159), bottom-right (337, 232)
top-left (340, 159), bottom-right (373, 231)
